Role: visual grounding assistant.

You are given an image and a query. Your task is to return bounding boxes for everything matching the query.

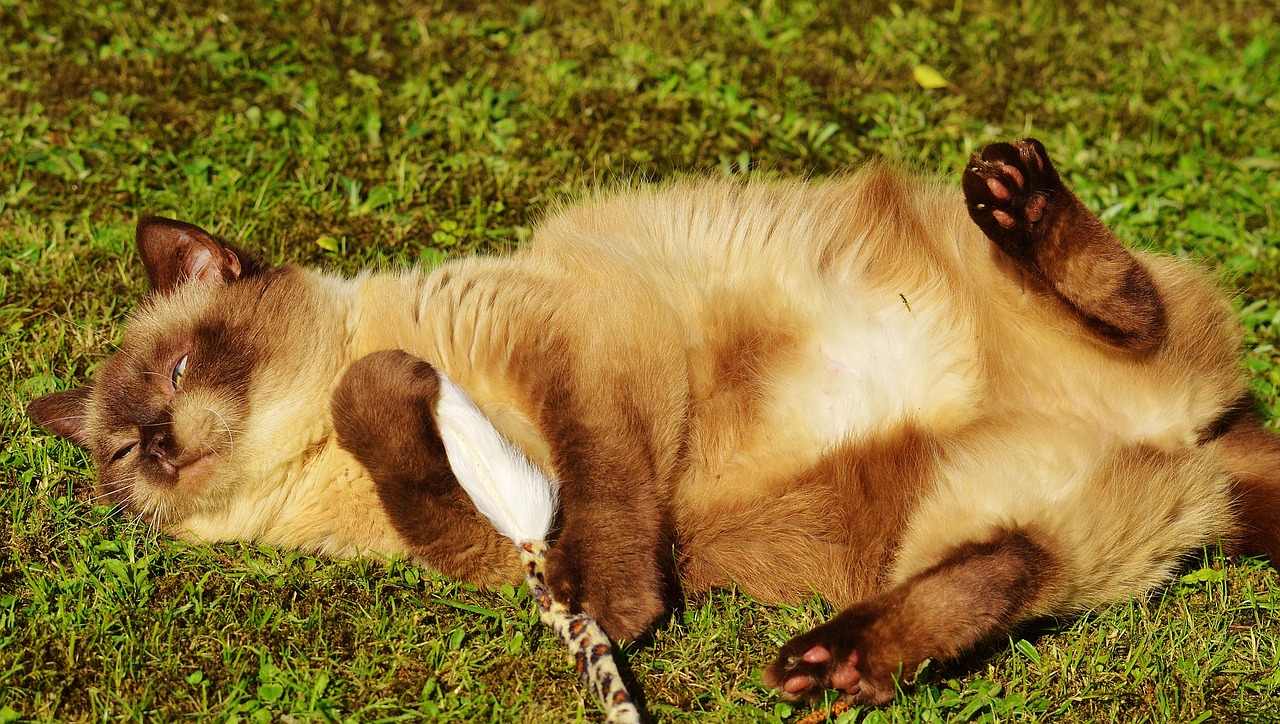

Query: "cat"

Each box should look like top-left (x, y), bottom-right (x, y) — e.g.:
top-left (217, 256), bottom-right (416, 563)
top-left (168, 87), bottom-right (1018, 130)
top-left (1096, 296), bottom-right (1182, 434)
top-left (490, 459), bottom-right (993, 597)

top-left (28, 138), bottom-right (1280, 706)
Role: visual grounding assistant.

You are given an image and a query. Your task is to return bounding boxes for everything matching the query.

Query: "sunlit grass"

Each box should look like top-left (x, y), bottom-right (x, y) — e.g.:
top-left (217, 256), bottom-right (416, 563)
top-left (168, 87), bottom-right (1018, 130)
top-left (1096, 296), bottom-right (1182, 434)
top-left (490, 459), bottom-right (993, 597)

top-left (2, 0), bottom-right (1278, 721)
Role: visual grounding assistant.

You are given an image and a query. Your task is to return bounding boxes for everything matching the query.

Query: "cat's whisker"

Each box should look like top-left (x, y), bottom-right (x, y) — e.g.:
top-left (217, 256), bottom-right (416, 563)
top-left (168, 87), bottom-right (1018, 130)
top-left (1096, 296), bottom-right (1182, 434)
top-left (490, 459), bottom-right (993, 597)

top-left (87, 488), bottom-right (120, 505)
top-left (88, 497), bottom-right (128, 519)
top-left (91, 477), bottom-right (137, 505)
top-left (88, 500), bottom-right (125, 527)
top-left (206, 407), bottom-right (238, 452)
top-left (108, 501), bottom-right (137, 526)
top-left (117, 496), bottom-right (144, 517)
top-left (134, 499), bottom-right (163, 534)
top-left (114, 484), bottom-right (146, 513)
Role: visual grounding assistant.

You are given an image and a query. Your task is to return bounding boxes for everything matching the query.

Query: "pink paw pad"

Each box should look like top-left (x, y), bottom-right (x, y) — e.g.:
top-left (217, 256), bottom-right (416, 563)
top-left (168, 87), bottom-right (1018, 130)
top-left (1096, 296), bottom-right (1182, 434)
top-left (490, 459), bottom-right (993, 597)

top-left (803, 646), bottom-right (831, 663)
top-left (962, 139), bottom-right (1057, 243)
top-left (783, 674), bottom-right (813, 694)
top-left (996, 162), bottom-right (1024, 187)
top-left (828, 650), bottom-right (861, 692)
top-left (783, 645), bottom-right (862, 695)
top-left (1026, 195), bottom-right (1047, 222)
top-left (985, 177), bottom-right (1010, 200)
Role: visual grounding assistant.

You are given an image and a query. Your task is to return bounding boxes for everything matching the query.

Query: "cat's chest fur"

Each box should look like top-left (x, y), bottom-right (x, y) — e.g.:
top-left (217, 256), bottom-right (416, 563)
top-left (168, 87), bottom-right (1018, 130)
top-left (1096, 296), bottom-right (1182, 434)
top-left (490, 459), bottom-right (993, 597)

top-left (789, 288), bottom-right (981, 442)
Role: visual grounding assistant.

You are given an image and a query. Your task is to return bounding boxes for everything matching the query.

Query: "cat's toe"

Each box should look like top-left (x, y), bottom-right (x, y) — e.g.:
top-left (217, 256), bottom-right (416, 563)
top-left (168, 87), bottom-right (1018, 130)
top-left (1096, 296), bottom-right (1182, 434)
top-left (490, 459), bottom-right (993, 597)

top-left (765, 638), bottom-right (864, 703)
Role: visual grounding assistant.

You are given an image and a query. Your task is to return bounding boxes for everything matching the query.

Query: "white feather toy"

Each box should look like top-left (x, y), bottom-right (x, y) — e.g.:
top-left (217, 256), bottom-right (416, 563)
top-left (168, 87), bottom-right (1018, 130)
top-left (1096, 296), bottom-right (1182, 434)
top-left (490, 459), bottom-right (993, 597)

top-left (434, 373), bottom-right (642, 724)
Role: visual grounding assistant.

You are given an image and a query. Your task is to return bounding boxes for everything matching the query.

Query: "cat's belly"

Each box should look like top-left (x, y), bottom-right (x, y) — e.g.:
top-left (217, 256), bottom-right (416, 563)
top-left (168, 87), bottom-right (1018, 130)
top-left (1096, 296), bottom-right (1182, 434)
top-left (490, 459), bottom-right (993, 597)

top-left (674, 282), bottom-right (984, 514)
top-left (675, 277), bottom-right (983, 511)
top-left (773, 286), bottom-right (983, 445)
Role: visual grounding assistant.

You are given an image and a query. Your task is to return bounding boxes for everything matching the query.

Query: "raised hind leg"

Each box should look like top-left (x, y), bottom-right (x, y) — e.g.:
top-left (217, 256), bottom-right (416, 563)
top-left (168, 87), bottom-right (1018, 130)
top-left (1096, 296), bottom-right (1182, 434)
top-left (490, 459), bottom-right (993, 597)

top-left (764, 428), bottom-right (1233, 706)
top-left (1204, 403), bottom-right (1280, 563)
top-left (963, 138), bottom-right (1167, 352)
top-left (764, 527), bottom-right (1052, 705)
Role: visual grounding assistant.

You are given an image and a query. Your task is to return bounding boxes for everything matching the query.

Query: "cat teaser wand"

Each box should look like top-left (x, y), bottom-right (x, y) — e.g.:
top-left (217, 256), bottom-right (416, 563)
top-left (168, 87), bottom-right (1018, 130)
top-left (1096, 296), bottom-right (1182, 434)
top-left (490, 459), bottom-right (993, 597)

top-left (433, 373), bottom-right (642, 724)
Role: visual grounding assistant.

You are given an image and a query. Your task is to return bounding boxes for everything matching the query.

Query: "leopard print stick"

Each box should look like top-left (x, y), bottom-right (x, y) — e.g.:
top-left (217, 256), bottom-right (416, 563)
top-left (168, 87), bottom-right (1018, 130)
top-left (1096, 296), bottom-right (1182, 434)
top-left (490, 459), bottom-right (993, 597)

top-left (519, 541), bottom-right (642, 724)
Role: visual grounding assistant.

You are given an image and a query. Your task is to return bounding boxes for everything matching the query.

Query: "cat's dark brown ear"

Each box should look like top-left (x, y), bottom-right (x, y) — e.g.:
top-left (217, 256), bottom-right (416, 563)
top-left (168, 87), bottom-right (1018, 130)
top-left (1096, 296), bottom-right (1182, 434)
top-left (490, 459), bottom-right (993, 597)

top-left (136, 216), bottom-right (258, 294)
top-left (28, 388), bottom-right (93, 447)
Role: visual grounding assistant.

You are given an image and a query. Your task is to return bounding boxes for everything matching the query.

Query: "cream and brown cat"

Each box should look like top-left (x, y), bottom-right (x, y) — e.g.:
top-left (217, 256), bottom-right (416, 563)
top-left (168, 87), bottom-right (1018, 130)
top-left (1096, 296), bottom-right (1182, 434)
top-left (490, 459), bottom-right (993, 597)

top-left (29, 139), bottom-right (1280, 705)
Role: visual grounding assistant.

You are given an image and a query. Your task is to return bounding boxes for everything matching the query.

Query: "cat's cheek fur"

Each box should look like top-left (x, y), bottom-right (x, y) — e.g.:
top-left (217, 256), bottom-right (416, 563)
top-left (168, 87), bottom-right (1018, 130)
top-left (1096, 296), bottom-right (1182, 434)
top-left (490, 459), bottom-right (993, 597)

top-left (167, 389), bottom-right (244, 479)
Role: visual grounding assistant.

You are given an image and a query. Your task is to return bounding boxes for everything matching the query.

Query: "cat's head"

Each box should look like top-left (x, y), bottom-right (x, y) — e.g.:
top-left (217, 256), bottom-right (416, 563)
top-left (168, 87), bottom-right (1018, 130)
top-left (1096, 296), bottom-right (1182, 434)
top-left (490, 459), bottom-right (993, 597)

top-left (28, 217), bottom-right (341, 536)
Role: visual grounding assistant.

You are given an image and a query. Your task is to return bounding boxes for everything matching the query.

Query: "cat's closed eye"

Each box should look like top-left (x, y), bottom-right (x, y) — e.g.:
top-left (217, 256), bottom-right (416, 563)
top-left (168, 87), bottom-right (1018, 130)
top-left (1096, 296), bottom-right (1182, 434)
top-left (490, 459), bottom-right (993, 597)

top-left (109, 441), bottom-right (138, 463)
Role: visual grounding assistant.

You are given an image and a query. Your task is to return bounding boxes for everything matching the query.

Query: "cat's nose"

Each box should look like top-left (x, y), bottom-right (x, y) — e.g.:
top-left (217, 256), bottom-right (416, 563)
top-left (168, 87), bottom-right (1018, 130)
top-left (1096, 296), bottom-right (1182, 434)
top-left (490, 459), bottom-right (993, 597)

top-left (144, 431), bottom-right (172, 462)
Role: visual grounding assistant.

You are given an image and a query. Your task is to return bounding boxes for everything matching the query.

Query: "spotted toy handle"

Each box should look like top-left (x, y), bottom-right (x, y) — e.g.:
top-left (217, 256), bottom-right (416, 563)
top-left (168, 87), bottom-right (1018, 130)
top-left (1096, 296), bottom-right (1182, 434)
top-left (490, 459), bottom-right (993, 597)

top-left (518, 540), bottom-right (642, 724)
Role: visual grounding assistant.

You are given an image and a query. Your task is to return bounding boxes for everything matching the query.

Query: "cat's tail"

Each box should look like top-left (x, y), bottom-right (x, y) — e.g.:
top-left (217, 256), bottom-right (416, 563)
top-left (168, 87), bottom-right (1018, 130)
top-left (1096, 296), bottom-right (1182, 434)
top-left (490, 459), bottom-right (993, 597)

top-left (1204, 402), bottom-right (1280, 563)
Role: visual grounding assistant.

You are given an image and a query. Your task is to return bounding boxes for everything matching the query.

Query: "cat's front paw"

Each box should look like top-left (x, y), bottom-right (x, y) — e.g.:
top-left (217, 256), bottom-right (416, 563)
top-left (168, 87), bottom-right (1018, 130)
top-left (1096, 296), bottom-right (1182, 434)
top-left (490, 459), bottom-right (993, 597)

top-left (961, 138), bottom-right (1062, 266)
top-left (331, 350), bottom-right (444, 479)
top-left (764, 608), bottom-right (896, 706)
top-left (545, 533), bottom-right (666, 641)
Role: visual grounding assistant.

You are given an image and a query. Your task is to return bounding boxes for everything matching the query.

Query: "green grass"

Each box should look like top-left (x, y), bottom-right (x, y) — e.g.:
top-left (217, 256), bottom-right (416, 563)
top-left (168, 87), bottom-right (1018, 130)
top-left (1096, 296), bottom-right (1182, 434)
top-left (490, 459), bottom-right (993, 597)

top-left (2, 0), bottom-right (1279, 721)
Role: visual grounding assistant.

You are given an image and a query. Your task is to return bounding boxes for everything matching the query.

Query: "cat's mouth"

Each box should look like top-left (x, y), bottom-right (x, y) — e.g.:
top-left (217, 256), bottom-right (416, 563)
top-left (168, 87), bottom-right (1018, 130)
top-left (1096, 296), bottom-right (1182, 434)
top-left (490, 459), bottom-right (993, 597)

top-left (158, 452), bottom-right (217, 487)
top-left (95, 450), bottom-right (216, 528)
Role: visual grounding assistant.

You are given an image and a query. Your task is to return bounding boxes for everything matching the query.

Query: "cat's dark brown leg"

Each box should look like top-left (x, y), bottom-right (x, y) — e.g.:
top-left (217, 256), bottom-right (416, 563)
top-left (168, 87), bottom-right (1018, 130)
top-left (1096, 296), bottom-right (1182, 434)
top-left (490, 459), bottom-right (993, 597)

top-left (963, 139), bottom-right (1167, 352)
top-left (535, 376), bottom-right (681, 641)
top-left (331, 350), bottom-right (518, 587)
top-left (1203, 403), bottom-right (1280, 563)
top-left (764, 528), bottom-right (1052, 705)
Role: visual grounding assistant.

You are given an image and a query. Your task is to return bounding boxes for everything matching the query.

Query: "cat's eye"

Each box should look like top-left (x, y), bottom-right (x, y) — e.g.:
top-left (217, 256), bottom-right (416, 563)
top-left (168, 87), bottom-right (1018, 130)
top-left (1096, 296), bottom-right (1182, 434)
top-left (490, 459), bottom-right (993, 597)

top-left (110, 442), bottom-right (137, 463)
top-left (171, 354), bottom-right (189, 388)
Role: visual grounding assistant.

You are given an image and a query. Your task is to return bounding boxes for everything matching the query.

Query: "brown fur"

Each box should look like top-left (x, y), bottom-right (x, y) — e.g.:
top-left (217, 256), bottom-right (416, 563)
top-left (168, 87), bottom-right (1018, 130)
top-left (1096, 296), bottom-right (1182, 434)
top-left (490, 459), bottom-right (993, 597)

top-left (1208, 411), bottom-right (1280, 562)
top-left (678, 424), bottom-right (940, 607)
top-left (136, 215), bottom-right (266, 292)
top-left (522, 357), bottom-right (682, 640)
top-left (26, 139), bottom-right (1280, 706)
top-left (331, 350), bottom-right (517, 586)
top-left (963, 139), bottom-right (1167, 351)
top-left (765, 528), bottom-right (1053, 704)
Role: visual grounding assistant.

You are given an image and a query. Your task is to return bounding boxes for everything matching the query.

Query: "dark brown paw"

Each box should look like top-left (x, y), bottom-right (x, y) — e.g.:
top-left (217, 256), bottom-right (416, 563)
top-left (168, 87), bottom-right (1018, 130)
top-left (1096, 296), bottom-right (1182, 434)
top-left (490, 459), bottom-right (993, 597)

top-left (962, 138), bottom-right (1062, 266)
top-left (331, 350), bottom-right (445, 478)
top-left (545, 535), bottom-right (665, 641)
top-left (764, 609), bottom-right (896, 706)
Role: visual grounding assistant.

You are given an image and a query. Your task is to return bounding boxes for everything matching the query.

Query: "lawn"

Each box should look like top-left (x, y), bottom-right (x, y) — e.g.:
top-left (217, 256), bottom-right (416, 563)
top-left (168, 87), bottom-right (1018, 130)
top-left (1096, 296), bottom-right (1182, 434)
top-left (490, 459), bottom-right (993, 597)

top-left (2, 0), bottom-right (1279, 721)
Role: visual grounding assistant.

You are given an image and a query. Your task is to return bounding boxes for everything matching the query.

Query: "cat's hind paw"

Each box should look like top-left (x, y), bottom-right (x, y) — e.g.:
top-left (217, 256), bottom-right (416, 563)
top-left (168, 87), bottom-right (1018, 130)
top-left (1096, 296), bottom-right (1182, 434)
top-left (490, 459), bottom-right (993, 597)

top-left (764, 613), bottom-right (894, 706)
top-left (961, 138), bottom-right (1062, 265)
top-left (765, 643), bottom-right (863, 702)
top-left (545, 533), bottom-right (666, 641)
